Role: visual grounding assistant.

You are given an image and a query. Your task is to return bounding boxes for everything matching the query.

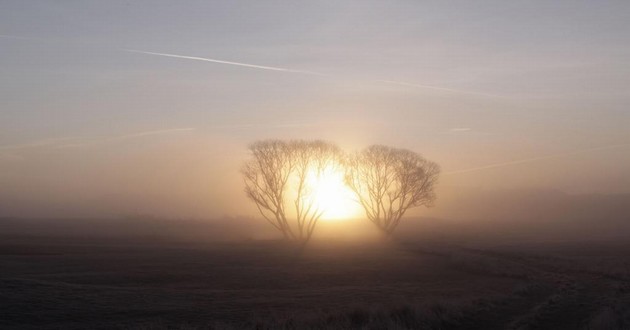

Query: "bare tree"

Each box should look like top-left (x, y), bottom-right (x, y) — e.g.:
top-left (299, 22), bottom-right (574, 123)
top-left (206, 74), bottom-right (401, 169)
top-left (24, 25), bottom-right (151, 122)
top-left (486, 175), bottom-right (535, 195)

top-left (242, 140), bottom-right (294, 239)
top-left (242, 140), bottom-right (341, 242)
top-left (291, 140), bottom-right (342, 241)
top-left (345, 145), bottom-right (440, 235)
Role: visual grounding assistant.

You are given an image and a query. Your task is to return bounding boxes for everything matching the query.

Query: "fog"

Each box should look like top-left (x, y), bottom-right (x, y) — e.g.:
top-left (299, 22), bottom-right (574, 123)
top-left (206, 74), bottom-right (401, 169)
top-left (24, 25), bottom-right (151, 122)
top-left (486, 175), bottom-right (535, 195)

top-left (1, 1), bottom-right (629, 242)
top-left (5, 3), bottom-right (630, 329)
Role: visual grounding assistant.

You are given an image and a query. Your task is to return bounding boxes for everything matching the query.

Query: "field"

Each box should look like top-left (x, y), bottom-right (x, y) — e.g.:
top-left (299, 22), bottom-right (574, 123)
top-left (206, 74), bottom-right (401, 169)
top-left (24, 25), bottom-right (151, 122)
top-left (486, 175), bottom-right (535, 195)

top-left (2, 229), bottom-right (630, 330)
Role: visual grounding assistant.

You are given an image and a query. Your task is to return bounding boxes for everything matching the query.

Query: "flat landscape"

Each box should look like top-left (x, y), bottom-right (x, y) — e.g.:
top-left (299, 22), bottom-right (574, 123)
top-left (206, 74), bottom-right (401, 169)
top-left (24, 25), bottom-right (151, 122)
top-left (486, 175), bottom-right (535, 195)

top-left (2, 230), bottom-right (630, 329)
top-left (3, 2), bottom-right (630, 329)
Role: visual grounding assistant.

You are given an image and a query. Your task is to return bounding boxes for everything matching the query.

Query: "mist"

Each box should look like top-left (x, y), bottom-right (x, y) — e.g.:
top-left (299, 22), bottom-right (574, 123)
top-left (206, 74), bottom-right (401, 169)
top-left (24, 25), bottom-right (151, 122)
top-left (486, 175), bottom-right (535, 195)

top-left (2, 2), bottom-right (630, 329)
top-left (2, 2), bottom-right (630, 223)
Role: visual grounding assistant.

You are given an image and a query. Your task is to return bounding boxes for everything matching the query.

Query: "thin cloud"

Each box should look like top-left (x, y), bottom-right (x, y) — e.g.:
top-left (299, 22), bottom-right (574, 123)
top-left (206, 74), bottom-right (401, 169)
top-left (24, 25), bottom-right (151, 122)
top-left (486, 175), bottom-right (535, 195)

top-left (0, 137), bottom-right (80, 161)
top-left (270, 122), bottom-right (317, 128)
top-left (377, 80), bottom-right (504, 98)
top-left (449, 128), bottom-right (472, 132)
top-left (211, 122), bottom-right (317, 129)
top-left (0, 152), bottom-right (25, 161)
top-left (444, 143), bottom-right (630, 175)
top-left (52, 143), bottom-right (89, 150)
top-left (110, 127), bottom-right (196, 140)
top-left (0, 128), bottom-right (196, 153)
top-left (0, 34), bottom-right (32, 40)
top-left (0, 137), bottom-right (79, 151)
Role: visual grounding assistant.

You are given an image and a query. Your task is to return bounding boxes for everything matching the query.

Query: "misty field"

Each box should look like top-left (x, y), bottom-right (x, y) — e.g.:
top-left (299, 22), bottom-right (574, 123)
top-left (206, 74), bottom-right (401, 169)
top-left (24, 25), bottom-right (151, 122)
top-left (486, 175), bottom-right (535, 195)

top-left (2, 230), bottom-right (630, 330)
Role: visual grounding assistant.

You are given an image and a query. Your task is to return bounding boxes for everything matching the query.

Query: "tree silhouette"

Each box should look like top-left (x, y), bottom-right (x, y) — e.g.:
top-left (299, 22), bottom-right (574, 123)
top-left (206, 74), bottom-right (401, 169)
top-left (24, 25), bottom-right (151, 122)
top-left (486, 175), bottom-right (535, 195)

top-left (242, 139), bottom-right (341, 242)
top-left (345, 145), bottom-right (440, 235)
top-left (291, 140), bottom-right (342, 241)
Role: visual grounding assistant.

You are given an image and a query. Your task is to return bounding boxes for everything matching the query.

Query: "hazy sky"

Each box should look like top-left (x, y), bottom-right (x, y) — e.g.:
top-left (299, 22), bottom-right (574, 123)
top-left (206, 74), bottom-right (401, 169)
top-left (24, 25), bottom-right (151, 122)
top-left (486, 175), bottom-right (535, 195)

top-left (1, 1), bottom-right (629, 218)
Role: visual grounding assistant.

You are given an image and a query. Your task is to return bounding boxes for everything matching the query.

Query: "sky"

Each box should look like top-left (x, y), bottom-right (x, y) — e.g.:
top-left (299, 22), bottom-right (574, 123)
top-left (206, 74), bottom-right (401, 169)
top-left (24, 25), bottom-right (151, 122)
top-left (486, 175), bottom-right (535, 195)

top-left (1, 1), bottom-right (629, 218)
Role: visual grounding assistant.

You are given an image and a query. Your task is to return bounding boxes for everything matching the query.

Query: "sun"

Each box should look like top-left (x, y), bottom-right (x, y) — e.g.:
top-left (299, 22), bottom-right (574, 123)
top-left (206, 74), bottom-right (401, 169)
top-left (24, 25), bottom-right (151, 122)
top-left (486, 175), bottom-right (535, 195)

top-left (305, 165), bottom-right (363, 221)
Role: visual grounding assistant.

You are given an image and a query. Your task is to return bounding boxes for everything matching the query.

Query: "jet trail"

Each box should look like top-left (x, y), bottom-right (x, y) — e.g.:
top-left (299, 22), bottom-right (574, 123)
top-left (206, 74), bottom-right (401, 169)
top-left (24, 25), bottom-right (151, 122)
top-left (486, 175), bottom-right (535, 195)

top-left (123, 49), bottom-right (499, 96)
top-left (122, 49), bottom-right (328, 76)
top-left (444, 143), bottom-right (630, 175)
top-left (124, 49), bottom-right (496, 95)
top-left (0, 34), bottom-right (497, 97)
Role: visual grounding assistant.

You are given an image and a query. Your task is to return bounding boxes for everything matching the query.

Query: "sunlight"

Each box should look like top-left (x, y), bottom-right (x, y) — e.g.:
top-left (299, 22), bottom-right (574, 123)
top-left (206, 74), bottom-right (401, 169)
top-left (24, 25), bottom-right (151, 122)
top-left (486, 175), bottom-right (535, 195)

top-left (306, 165), bottom-right (363, 221)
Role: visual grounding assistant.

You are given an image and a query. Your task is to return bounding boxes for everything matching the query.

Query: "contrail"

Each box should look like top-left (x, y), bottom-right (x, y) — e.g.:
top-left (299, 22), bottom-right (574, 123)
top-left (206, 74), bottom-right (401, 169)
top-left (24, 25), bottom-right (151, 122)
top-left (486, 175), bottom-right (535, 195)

top-left (124, 49), bottom-right (494, 95)
top-left (1, 34), bottom-right (496, 96)
top-left (444, 143), bottom-right (630, 175)
top-left (122, 49), bottom-right (328, 76)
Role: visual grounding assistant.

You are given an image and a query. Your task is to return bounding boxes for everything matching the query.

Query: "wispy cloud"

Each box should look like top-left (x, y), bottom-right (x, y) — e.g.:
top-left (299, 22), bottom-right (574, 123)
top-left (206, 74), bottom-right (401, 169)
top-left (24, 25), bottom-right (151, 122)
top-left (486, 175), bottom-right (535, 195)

top-left (0, 152), bottom-right (25, 162)
top-left (444, 143), bottom-right (630, 175)
top-left (0, 137), bottom-right (80, 151)
top-left (449, 128), bottom-right (472, 132)
top-left (108, 127), bottom-right (196, 140)
top-left (0, 128), bottom-right (196, 155)
top-left (377, 80), bottom-right (502, 98)
top-left (0, 34), bottom-right (32, 40)
top-left (210, 122), bottom-right (317, 130)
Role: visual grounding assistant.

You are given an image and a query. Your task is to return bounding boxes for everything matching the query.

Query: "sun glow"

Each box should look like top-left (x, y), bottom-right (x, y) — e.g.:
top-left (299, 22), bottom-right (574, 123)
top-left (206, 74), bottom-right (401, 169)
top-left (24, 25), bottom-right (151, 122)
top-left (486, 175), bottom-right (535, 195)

top-left (305, 166), bottom-right (363, 221)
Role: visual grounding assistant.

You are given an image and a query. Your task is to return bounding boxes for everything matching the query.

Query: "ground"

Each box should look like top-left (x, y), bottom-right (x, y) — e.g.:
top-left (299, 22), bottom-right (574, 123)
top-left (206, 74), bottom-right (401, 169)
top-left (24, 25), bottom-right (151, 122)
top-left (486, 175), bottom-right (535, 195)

top-left (1, 235), bottom-right (630, 329)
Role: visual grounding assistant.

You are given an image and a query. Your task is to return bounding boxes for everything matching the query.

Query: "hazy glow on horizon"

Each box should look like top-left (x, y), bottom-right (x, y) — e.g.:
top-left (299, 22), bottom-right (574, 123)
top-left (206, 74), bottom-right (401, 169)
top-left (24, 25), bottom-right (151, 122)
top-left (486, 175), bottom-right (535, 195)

top-left (1, 1), bottom-right (629, 218)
